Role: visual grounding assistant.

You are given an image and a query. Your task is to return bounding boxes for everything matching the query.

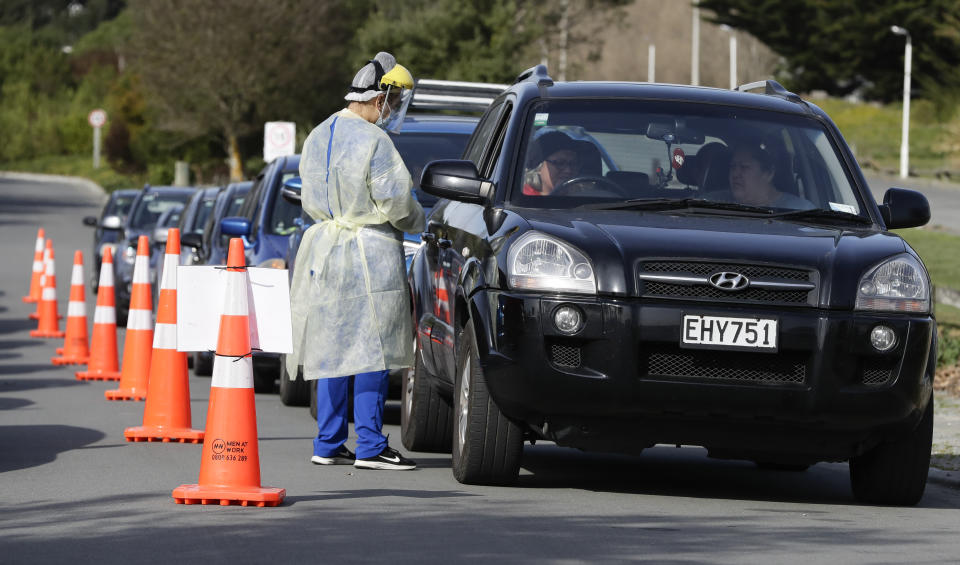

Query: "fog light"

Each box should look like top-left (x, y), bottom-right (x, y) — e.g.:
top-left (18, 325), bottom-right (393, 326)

top-left (870, 325), bottom-right (896, 351)
top-left (553, 305), bottom-right (584, 334)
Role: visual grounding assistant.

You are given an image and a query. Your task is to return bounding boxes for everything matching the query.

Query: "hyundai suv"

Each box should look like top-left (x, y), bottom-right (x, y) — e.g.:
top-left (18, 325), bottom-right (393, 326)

top-left (405, 66), bottom-right (936, 506)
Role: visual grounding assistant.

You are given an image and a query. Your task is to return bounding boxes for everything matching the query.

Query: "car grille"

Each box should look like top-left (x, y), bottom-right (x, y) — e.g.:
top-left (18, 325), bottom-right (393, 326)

top-left (643, 348), bottom-right (807, 385)
top-left (638, 261), bottom-right (816, 306)
top-left (550, 343), bottom-right (582, 368)
top-left (861, 361), bottom-right (893, 386)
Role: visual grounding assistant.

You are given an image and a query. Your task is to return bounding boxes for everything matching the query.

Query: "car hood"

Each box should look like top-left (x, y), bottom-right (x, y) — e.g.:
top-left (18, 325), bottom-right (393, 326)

top-left (510, 208), bottom-right (908, 308)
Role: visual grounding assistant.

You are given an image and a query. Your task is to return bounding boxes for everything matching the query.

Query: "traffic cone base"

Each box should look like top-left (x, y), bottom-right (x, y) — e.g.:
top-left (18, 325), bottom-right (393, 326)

top-left (76, 369), bottom-right (121, 381)
top-left (172, 484), bottom-right (285, 507)
top-left (125, 426), bottom-right (204, 443)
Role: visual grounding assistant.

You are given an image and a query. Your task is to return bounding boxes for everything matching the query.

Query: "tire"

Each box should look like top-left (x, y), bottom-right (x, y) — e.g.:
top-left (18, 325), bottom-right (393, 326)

top-left (849, 393), bottom-right (933, 506)
top-left (252, 356), bottom-right (278, 393)
top-left (279, 354), bottom-right (311, 407)
top-left (451, 322), bottom-right (523, 485)
top-left (401, 337), bottom-right (453, 453)
top-left (193, 351), bottom-right (213, 377)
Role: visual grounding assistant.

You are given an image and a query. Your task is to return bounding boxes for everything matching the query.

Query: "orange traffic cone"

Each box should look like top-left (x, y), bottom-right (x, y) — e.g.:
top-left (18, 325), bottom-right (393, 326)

top-left (22, 228), bottom-right (45, 303)
top-left (126, 229), bottom-right (203, 443)
top-left (173, 238), bottom-right (285, 507)
top-left (29, 240), bottom-right (57, 321)
top-left (76, 248), bottom-right (121, 381)
top-left (52, 251), bottom-right (91, 365)
top-left (105, 236), bottom-right (153, 401)
top-left (30, 241), bottom-right (65, 338)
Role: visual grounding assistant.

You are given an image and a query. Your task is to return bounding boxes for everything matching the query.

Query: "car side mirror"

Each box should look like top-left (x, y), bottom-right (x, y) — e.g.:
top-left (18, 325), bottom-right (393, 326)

top-left (153, 227), bottom-right (169, 243)
top-left (221, 216), bottom-right (251, 237)
top-left (420, 160), bottom-right (495, 206)
top-left (181, 232), bottom-right (203, 249)
top-left (83, 216), bottom-right (98, 227)
top-left (282, 177), bottom-right (302, 206)
top-left (879, 187), bottom-right (930, 229)
top-left (101, 215), bottom-right (122, 230)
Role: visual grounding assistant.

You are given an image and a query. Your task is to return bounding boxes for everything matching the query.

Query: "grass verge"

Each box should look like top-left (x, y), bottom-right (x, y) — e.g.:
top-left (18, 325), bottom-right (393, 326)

top-left (894, 227), bottom-right (960, 292)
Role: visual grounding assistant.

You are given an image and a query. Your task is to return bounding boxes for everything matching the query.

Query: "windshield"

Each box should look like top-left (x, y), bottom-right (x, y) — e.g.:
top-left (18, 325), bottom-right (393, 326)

top-left (129, 192), bottom-right (193, 230)
top-left (105, 193), bottom-right (136, 219)
top-left (512, 100), bottom-right (865, 218)
top-left (189, 197), bottom-right (216, 234)
top-left (268, 172), bottom-right (301, 236)
top-left (392, 132), bottom-right (472, 208)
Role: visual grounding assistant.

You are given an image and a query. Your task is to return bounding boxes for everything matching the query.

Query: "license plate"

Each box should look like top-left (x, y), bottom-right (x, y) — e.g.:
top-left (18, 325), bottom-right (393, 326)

top-left (681, 314), bottom-right (778, 351)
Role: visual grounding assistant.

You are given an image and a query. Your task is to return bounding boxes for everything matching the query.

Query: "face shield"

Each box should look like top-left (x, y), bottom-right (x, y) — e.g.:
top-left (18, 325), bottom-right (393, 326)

top-left (376, 64), bottom-right (414, 133)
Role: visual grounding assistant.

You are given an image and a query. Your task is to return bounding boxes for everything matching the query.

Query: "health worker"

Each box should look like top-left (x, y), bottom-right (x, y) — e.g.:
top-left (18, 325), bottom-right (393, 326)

top-left (288, 52), bottom-right (423, 471)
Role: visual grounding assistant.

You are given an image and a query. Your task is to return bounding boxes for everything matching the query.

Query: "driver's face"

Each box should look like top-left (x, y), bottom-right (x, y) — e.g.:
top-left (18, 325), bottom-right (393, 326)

top-left (541, 149), bottom-right (580, 193)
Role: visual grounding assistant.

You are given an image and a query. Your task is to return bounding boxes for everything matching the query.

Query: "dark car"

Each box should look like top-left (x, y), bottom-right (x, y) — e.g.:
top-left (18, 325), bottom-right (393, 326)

top-left (277, 81), bottom-right (495, 410)
top-left (404, 66), bottom-right (936, 506)
top-left (176, 186), bottom-right (221, 266)
top-left (218, 156), bottom-right (302, 392)
top-left (82, 188), bottom-right (139, 292)
top-left (114, 185), bottom-right (197, 325)
top-left (187, 181), bottom-right (252, 376)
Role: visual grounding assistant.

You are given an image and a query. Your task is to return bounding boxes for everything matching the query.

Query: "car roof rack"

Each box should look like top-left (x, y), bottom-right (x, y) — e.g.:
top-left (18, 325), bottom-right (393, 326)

top-left (411, 79), bottom-right (508, 112)
top-left (515, 64), bottom-right (554, 87)
top-left (736, 79), bottom-right (804, 104)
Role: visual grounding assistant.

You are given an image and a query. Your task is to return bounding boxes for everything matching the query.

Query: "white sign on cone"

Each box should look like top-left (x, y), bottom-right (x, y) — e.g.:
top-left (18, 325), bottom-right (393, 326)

top-left (263, 121), bottom-right (296, 163)
top-left (176, 266), bottom-right (293, 354)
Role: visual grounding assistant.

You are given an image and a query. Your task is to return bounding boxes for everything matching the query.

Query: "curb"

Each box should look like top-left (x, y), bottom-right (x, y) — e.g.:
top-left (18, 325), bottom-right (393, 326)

top-left (0, 171), bottom-right (106, 201)
top-left (928, 467), bottom-right (960, 490)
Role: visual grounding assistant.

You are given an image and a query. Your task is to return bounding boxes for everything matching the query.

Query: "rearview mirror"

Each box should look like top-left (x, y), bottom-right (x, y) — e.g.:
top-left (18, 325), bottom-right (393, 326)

top-left (101, 215), bottom-right (122, 230)
top-left (645, 120), bottom-right (703, 144)
top-left (181, 232), bottom-right (203, 249)
top-left (879, 187), bottom-right (930, 229)
top-left (420, 160), bottom-right (495, 206)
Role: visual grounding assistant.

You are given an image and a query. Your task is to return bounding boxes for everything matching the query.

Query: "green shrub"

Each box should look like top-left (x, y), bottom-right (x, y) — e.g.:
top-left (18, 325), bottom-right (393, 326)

top-left (940, 328), bottom-right (960, 369)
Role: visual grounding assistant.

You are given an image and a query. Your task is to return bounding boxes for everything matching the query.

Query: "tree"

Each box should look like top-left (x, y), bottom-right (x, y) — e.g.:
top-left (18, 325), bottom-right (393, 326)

top-left (699, 0), bottom-right (960, 105)
top-left (128, 0), bottom-right (361, 180)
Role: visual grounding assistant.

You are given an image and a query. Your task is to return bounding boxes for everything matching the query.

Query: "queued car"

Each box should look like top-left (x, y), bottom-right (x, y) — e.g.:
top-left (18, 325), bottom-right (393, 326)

top-left (176, 186), bottom-right (221, 266)
top-left (218, 157), bottom-right (301, 391)
top-left (185, 181), bottom-right (252, 376)
top-left (404, 66), bottom-right (936, 506)
top-left (82, 188), bottom-right (138, 292)
top-left (278, 80), bottom-right (499, 411)
top-left (113, 185), bottom-right (197, 325)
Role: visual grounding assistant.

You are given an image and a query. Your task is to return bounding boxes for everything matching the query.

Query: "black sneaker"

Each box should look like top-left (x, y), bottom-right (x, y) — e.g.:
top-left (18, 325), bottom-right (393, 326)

top-left (311, 445), bottom-right (355, 465)
top-left (354, 446), bottom-right (417, 470)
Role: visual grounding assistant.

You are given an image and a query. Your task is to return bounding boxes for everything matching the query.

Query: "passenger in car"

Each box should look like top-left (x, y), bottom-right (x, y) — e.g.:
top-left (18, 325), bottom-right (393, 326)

top-left (522, 131), bottom-right (583, 196)
top-left (722, 139), bottom-right (814, 209)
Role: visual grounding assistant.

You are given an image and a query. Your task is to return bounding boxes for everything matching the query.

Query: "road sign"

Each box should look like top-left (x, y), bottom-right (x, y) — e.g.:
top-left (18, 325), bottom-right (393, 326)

top-left (264, 121), bottom-right (296, 162)
top-left (88, 109), bottom-right (107, 128)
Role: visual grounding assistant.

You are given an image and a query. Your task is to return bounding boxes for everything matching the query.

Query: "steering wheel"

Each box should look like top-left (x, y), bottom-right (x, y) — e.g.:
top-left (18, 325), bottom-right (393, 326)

top-left (549, 175), bottom-right (627, 198)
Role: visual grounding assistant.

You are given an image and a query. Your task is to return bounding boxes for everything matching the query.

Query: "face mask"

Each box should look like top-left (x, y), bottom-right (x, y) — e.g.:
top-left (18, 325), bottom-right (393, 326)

top-left (374, 93), bottom-right (392, 129)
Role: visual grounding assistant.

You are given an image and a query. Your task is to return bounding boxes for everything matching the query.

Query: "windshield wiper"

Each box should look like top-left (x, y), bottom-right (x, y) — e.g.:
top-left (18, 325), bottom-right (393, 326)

top-left (765, 208), bottom-right (872, 225)
top-left (582, 198), bottom-right (772, 214)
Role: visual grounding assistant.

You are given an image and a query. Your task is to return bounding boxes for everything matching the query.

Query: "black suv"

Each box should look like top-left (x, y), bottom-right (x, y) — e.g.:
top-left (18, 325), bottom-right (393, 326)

top-left (404, 66), bottom-right (936, 505)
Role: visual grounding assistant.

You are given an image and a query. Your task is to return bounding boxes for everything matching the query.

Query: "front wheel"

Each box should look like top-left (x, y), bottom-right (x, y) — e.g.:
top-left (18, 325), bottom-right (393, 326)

top-left (451, 322), bottom-right (523, 485)
top-left (401, 338), bottom-right (452, 453)
top-left (849, 393), bottom-right (933, 506)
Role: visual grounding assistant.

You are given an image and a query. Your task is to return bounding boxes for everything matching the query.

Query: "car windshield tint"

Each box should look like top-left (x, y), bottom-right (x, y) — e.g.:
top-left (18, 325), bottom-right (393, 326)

top-left (267, 172), bottom-right (301, 236)
top-left (392, 132), bottom-right (472, 208)
top-left (511, 100), bottom-right (864, 217)
top-left (130, 192), bottom-right (193, 229)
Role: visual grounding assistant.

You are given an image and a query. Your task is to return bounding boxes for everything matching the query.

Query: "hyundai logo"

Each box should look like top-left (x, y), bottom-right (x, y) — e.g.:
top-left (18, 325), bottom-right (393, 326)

top-left (709, 271), bottom-right (750, 291)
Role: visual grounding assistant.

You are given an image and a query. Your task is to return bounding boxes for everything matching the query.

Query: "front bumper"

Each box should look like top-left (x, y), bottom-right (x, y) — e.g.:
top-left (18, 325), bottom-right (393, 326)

top-left (476, 290), bottom-right (935, 462)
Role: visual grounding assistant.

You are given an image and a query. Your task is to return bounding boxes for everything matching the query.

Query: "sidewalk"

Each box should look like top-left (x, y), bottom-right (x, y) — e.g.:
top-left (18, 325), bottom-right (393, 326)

top-left (929, 391), bottom-right (960, 488)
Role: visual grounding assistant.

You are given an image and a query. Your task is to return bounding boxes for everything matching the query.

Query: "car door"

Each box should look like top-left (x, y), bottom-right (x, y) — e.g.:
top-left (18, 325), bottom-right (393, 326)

top-left (429, 99), bottom-right (515, 381)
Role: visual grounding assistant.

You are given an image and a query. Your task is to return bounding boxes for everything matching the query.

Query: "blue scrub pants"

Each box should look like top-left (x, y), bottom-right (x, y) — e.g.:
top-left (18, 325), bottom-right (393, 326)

top-left (313, 370), bottom-right (389, 460)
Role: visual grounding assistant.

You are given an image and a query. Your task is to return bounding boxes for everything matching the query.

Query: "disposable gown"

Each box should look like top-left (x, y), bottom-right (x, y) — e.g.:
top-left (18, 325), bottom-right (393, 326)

top-left (288, 109), bottom-right (425, 380)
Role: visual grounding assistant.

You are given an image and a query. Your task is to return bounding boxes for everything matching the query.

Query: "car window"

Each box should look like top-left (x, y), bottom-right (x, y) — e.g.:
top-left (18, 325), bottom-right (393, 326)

top-left (190, 198), bottom-right (216, 234)
top-left (464, 99), bottom-right (505, 166)
top-left (267, 171), bottom-right (302, 236)
top-left (129, 192), bottom-right (193, 230)
top-left (392, 132), bottom-right (473, 208)
top-left (511, 99), bottom-right (865, 216)
top-left (105, 194), bottom-right (136, 219)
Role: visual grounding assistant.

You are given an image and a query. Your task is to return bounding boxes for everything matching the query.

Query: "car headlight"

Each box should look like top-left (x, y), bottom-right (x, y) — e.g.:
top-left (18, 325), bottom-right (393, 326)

top-left (122, 244), bottom-right (137, 264)
top-left (507, 231), bottom-right (596, 294)
top-left (855, 253), bottom-right (930, 313)
top-left (403, 240), bottom-right (422, 260)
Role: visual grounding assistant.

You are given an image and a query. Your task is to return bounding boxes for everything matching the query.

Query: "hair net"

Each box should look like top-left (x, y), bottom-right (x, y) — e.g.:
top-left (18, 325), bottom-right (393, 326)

top-left (345, 52), bottom-right (398, 102)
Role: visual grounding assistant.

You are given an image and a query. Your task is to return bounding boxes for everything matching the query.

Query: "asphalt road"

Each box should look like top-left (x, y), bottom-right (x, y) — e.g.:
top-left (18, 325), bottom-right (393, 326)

top-left (866, 172), bottom-right (960, 234)
top-left (3, 177), bottom-right (960, 564)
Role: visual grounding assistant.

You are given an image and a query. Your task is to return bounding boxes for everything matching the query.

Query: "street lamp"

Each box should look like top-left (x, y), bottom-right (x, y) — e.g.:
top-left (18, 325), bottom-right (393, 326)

top-left (720, 24), bottom-right (737, 89)
top-left (891, 25), bottom-right (912, 179)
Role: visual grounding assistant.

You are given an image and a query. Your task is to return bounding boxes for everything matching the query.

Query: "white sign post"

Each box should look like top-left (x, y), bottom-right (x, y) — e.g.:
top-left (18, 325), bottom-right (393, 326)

top-left (263, 121), bottom-right (296, 163)
top-left (88, 109), bottom-right (107, 169)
